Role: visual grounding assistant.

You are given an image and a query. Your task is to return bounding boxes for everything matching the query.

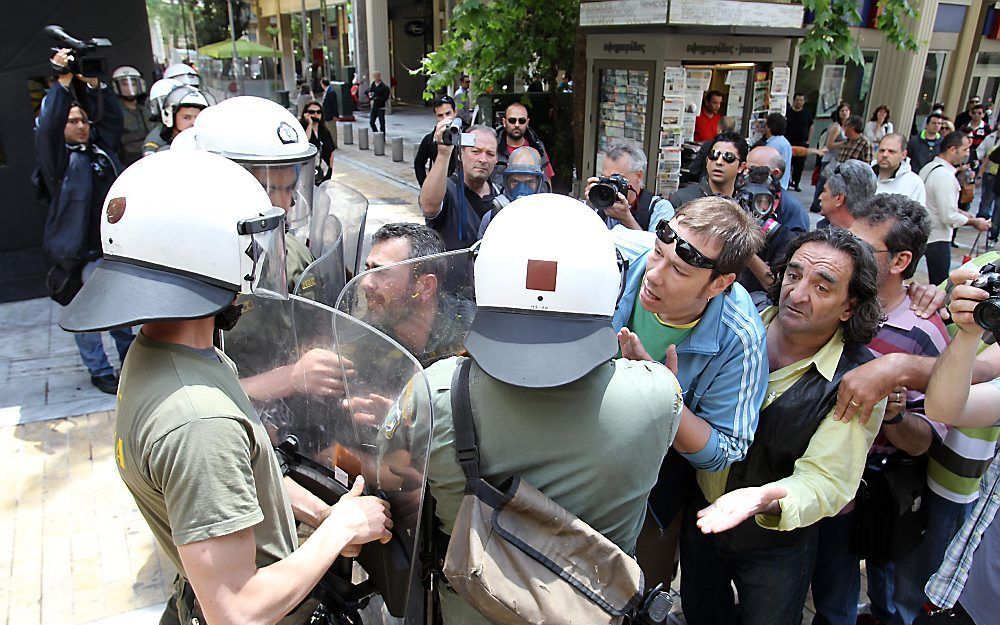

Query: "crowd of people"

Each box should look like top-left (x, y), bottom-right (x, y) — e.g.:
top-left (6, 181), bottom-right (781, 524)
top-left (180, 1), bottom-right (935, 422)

top-left (33, 50), bottom-right (1000, 625)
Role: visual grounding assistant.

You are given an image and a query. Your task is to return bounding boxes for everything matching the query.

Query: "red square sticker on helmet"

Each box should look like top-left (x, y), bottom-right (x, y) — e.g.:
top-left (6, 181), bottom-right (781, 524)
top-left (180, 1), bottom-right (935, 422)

top-left (525, 259), bottom-right (557, 291)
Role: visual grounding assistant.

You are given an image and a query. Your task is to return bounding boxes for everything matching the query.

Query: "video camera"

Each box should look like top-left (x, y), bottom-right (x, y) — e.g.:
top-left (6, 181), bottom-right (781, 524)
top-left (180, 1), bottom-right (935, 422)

top-left (971, 262), bottom-right (1000, 341)
top-left (45, 25), bottom-right (112, 78)
top-left (735, 166), bottom-right (781, 240)
top-left (441, 117), bottom-right (476, 148)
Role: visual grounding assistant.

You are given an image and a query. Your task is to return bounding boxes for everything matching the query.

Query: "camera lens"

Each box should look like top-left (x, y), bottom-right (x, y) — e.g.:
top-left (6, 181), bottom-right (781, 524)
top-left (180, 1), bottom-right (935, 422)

top-left (973, 297), bottom-right (1000, 332)
top-left (589, 183), bottom-right (617, 210)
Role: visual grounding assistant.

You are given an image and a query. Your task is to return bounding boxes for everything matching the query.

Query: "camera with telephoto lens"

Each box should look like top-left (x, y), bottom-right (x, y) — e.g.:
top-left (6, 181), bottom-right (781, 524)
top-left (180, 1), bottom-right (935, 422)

top-left (45, 25), bottom-right (112, 78)
top-left (588, 174), bottom-right (631, 210)
top-left (971, 262), bottom-right (1000, 337)
top-left (735, 166), bottom-right (781, 239)
top-left (440, 117), bottom-right (476, 147)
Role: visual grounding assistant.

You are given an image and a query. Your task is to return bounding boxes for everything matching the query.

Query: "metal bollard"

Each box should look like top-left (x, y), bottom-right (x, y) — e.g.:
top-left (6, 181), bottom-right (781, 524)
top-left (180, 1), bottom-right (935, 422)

top-left (391, 137), bottom-right (404, 162)
top-left (358, 128), bottom-right (369, 150)
top-left (342, 123), bottom-right (353, 145)
top-left (373, 132), bottom-right (385, 156)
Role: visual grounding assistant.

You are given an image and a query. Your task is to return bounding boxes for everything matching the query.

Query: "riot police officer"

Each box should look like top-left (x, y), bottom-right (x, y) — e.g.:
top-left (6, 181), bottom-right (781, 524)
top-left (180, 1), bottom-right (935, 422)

top-left (111, 66), bottom-right (150, 165)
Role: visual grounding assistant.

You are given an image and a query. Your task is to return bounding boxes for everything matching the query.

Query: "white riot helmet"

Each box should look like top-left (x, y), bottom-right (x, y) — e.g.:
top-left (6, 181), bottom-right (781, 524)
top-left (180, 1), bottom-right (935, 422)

top-left (177, 96), bottom-right (318, 234)
top-left (60, 150), bottom-right (288, 333)
top-left (163, 62), bottom-right (200, 87)
top-left (467, 194), bottom-right (623, 388)
top-left (111, 66), bottom-right (146, 98)
top-left (161, 85), bottom-right (212, 129)
top-left (148, 77), bottom-right (181, 120)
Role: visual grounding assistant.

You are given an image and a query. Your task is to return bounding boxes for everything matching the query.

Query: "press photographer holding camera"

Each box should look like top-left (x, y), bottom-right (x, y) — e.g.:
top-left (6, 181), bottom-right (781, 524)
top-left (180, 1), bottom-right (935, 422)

top-left (586, 142), bottom-right (672, 232)
top-left (35, 44), bottom-right (132, 395)
top-left (418, 117), bottom-right (500, 251)
top-left (918, 265), bottom-right (1000, 625)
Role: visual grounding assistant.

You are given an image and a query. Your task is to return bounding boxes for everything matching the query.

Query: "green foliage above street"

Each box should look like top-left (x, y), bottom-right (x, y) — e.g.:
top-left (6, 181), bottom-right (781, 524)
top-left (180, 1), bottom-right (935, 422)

top-left (416, 0), bottom-right (579, 97)
top-left (799, 0), bottom-right (919, 69)
top-left (146, 0), bottom-right (249, 52)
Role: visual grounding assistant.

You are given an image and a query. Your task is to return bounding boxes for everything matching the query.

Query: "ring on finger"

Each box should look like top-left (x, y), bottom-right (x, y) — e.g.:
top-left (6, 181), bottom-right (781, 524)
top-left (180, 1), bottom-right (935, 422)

top-left (850, 399), bottom-right (861, 407)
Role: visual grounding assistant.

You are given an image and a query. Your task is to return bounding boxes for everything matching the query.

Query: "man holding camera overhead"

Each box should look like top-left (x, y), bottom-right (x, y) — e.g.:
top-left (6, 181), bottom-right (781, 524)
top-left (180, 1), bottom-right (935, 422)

top-left (586, 142), bottom-right (673, 231)
top-left (419, 120), bottom-right (501, 251)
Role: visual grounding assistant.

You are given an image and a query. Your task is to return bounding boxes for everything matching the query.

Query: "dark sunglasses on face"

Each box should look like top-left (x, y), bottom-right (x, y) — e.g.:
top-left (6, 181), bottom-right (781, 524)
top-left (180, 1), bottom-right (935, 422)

top-left (710, 150), bottom-right (739, 164)
top-left (507, 117), bottom-right (527, 125)
top-left (306, 109), bottom-right (322, 115)
top-left (655, 220), bottom-right (717, 270)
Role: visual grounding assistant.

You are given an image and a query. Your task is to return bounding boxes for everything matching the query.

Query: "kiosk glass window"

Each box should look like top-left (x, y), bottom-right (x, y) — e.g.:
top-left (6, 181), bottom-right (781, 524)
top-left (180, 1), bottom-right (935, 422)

top-left (595, 68), bottom-right (650, 165)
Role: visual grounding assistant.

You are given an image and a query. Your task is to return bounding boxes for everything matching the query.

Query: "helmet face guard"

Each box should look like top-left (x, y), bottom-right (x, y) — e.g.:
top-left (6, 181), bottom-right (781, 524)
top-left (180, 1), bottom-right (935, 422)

top-left (241, 160), bottom-right (316, 238)
top-left (238, 206), bottom-right (289, 299)
top-left (113, 75), bottom-right (146, 98)
top-left (502, 166), bottom-right (548, 201)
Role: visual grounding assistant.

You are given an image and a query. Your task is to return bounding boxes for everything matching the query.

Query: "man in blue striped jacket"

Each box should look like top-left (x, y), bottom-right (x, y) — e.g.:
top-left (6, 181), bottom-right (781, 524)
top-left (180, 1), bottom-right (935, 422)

top-left (612, 195), bottom-right (768, 583)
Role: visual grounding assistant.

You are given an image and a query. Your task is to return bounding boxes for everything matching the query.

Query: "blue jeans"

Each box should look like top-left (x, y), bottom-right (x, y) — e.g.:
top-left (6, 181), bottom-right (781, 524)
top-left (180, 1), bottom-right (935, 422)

top-left (810, 511), bottom-right (861, 625)
top-left (70, 260), bottom-right (135, 377)
top-left (977, 174), bottom-right (998, 220)
top-left (679, 496), bottom-right (818, 625)
top-left (73, 327), bottom-right (133, 377)
top-left (879, 491), bottom-right (976, 625)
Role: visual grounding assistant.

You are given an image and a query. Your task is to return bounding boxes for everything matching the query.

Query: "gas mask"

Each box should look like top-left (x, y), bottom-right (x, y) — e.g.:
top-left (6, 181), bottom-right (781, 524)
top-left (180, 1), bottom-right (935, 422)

top-left (735, 166), bottom-right (781, 239)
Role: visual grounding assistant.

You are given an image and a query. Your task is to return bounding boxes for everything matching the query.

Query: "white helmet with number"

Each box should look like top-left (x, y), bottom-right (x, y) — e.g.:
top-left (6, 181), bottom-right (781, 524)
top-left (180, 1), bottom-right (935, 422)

top-left (59, 150), bottom-right (288, 333)
top-left (163, 62), bottom-right (200, 86)
top-left (466, 193), bottom-right (623, 388)
top-left (161, 85), bottom-right (212, 128)
top-left (111, 66), bottom-right (146, 98)
top-left (148, 77), bottom-right (181, 120)
top-left (177, 96), bottom-right (318, 234)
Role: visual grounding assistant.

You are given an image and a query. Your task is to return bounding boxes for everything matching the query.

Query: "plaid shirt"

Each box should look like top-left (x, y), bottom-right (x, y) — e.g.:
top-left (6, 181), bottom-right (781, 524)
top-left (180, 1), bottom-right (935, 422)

top-left (925, 450), bottom-right (1000, 607)
top-left (837, 135), bottom-right (872, 164)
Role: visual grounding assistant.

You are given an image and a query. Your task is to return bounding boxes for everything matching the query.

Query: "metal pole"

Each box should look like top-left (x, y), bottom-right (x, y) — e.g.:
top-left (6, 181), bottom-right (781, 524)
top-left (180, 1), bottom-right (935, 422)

top-left (300, 0), bottom-right (311, 88)
top-left (227, 0), bottom-right (244, 95)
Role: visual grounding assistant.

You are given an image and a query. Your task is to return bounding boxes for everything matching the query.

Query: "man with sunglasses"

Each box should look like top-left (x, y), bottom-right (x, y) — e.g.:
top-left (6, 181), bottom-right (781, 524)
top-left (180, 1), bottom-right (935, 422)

top-left (668, 131), bottom-right (748, 211)
top-left (494, 102), bottom-right (554, 186)
top-left (587, 142), bottom-right (672, 232)
top-left (414, 95), bottom-right (459, 186)
top-left (614, 196), bottom-right (767, 588)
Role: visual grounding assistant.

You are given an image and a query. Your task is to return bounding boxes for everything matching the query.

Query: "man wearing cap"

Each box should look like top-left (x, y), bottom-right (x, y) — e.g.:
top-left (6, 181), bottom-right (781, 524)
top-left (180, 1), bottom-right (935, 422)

top-left (59, 150), bottom-right (394, 625)
top-left (422, 194), bottom-right (684, 625)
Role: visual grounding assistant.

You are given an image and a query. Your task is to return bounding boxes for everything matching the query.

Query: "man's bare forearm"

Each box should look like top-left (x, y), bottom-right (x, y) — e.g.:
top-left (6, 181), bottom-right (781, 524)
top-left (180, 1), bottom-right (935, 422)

top-left (672, 407), bottom-right (712, 454)
top-left (925, 331), bottom-right (980, 422)
top-left (284, 476), bottom-right (330, 528)
top-left (881, 412), bottom-right (933, 456)
top-left (418, 147), bottom-right (453, 217)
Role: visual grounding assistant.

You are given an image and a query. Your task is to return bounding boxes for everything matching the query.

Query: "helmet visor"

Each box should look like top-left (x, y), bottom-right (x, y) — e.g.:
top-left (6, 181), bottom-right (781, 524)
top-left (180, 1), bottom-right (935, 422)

top-left (503, 171), bottom-right (547, 200)
top-left (239, 207), bottom-right (289, 299)
top-left (114, 76), bottom-right (146, 97)
top-left (242, 160), bottom-right (316, 237)
top-left (173, 73), bottom-right (200, 87)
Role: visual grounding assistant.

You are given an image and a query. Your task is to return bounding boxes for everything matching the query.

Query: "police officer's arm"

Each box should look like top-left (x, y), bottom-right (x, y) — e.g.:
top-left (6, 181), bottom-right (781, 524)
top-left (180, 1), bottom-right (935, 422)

top-left (418, 118), bottom-right (456, 218)
top-left (178, 476), bottom-right (391, 625)
top-left (284, 476), bottom-right (333, 528)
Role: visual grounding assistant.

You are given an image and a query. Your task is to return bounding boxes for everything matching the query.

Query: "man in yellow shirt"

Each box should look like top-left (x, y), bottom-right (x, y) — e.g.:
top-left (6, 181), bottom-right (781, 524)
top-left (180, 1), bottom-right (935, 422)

top-left (679, 227), bottom-right (887, 625)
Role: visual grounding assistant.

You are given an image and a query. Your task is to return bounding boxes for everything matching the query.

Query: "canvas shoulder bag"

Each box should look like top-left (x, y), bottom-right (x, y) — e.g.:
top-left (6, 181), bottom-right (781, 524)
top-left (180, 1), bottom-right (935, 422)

top-left (441, 358), bottom-right (671, 625)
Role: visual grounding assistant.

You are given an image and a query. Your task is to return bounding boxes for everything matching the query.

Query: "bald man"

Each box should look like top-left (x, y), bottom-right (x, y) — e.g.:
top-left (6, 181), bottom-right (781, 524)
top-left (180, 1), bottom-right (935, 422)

top-left (477, 146), bottom-right (550, 238)
top-left (746, 145), bottom-right (810, 233)
top-left (494, 102), bottom-right (554, 185)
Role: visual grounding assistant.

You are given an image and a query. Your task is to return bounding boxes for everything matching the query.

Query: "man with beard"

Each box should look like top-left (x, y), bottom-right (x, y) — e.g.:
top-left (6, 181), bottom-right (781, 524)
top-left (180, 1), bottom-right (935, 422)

top-left (419, 124), bottom-right (501, 251)
top-left (875, 133), bottom-right (926, 205)
top-left (360, 222), bottom-right (473, 367)
top-left (493, 102), bottom-right (553, 185)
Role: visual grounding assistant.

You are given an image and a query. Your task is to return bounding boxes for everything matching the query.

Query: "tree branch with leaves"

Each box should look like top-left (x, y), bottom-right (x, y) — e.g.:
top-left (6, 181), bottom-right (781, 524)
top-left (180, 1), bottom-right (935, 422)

top-left (798, 0), bottom-right (919, 69)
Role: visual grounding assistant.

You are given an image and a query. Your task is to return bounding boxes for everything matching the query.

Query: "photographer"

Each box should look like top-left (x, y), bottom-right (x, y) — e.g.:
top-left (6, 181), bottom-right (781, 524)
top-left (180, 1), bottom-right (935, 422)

top-left (35, 48), bottom-right (132, 395)
top-left (418, 121), bottom-right (500, 251)
top-left (917, 267), bottom-right (1000, 625)
top-left (585, 142), bottom-right (672, 232)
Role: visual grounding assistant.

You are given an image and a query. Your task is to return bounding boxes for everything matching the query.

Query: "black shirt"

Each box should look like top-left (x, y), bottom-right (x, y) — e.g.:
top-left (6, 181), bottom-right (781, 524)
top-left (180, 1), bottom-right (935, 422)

top-left (738, 223), bottom-right (797, 294)
top-left (785, 107), bottom-right (813, 146)
top-left (414, 132), bottom-right (458, 186)
top-left (367, 81), bottom-right (390, 109)
top-left (427, 174), bottom-right (498, 251)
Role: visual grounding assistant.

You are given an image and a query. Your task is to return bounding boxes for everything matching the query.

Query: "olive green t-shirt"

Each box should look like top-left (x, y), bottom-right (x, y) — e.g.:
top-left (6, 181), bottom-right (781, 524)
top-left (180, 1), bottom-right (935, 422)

top-left (114, 332), bottom-right (297, 580)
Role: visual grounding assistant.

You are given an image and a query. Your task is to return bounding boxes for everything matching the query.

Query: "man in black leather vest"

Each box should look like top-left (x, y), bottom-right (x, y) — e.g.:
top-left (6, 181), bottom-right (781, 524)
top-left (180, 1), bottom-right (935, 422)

top-left (677, 228), bottom-right (887, 625)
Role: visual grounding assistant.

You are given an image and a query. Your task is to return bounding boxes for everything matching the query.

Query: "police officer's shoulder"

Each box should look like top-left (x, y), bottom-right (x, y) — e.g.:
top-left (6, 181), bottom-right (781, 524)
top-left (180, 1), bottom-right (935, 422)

top-left (611, 358), bottom-right (684, 415)
top-left (424, 354), bottom-right (464, 392)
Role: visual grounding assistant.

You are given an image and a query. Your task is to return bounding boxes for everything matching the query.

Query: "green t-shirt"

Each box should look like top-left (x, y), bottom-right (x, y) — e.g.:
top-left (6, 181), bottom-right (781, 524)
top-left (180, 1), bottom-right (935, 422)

top-left (114, 333), bottom-right (297, 582)
top-left (627, 296), bottom-right (698, 359)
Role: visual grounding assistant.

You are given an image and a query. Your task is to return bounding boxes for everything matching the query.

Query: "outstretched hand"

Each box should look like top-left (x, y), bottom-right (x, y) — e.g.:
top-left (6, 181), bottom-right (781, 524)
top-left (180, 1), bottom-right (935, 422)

top-left (696, 485), bottom-right (787, 534)
top-left (617, 328), bottom-right (678, 375)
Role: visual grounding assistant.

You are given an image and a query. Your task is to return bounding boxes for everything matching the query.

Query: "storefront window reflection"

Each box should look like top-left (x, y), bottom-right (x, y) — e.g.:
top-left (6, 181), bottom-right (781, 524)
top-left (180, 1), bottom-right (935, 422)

top-left (915, 52), bottom-right (947, 119)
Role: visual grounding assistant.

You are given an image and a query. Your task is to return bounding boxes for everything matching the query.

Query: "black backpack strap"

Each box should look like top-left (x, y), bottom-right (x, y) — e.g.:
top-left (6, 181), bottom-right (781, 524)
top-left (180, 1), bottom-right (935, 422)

top-left (449, 357), bottom-right (480, 480)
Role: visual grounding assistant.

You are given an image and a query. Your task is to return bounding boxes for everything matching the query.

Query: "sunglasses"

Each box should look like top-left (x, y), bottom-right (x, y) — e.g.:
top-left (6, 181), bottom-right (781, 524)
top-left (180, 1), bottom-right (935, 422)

top-left (306, 109), bottom-right (322, 115)
top-left (655, 220), bottom-right (717, 269)
top-left (507, 117), bottom-right (527, 125)
top-left (709, 150), bottom-right (739, 164)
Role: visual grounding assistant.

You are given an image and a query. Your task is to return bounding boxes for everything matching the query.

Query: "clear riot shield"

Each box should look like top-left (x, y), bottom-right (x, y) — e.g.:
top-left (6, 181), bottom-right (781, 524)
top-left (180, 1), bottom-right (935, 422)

top-left (313, 180), bottom-right (369, 278)
top-left (293, 212), bottom-right (347, 307)
top-left (335, 249), bottom-right (477, 369)
top-left (223, 295), bottom-right (431, 622)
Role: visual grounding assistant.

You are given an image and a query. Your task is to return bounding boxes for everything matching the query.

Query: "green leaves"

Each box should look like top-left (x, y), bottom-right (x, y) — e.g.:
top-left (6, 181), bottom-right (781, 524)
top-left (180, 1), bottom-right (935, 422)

top-left (415, 0), bottom-right (580, 98)
top-left (800, 0), bottom-right (918, 69)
